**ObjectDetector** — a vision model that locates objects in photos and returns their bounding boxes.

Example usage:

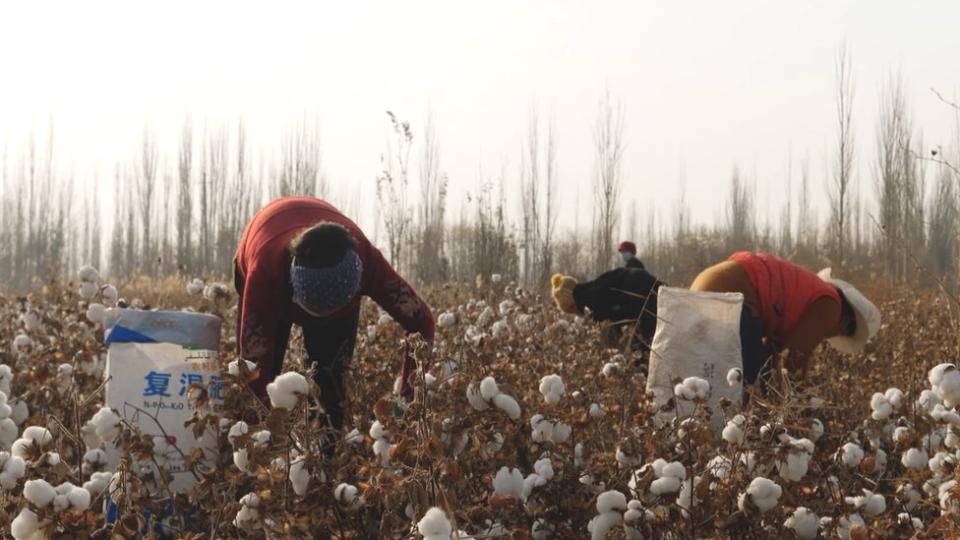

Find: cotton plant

[334,483,364,511]
[233,492,262,530]
[530,414,571,445]
[12,426,54,459]
[783,507,818,539]
[837,442,864,468]
[538,374,565,405]
[437,312,457,328]
[775,435,814,482]
[845,488,886,517]
[674,377,710,401]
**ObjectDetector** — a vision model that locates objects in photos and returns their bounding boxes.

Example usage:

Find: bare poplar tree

[876,74,911,281]
[726,165,755,251]
[276,113,325,198]
[828,43,855,269]
[177,115,194,271]
[416,113,448,283]
[592,89,625,274]
[376,111,413,272]
[136,127,158,274]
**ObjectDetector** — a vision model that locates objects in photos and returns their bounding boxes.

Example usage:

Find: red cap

[618,241,637,254]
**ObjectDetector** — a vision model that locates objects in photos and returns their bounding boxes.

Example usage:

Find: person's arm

[363,245,435,397]
[364,245,435,341]
[781,297,843,375]
[236,266,280,397]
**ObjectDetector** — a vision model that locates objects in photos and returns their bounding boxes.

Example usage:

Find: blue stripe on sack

[104,326,158,346]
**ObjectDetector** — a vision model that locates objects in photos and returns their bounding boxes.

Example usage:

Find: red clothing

[235,197,435,395]
[728,252,840,348]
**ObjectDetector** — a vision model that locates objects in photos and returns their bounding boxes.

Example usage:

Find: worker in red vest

[233,197,435,429]
[691,252,880,385]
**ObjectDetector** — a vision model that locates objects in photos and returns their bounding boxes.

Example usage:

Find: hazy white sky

[1,0,958,238]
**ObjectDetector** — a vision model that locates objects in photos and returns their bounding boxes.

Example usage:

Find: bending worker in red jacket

[233,197,435,430]
[691,252,881,385]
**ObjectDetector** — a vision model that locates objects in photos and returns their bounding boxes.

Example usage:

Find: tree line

[1,59,958,293]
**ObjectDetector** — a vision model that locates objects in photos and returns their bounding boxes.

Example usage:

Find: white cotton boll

[846,489,886,517]
[491,319,509,337]
[706,455,732,479]
[677,477,704,511]
[24,479,56,508]
[602,362,620,377]
[11,508,43,540]
[534,458,555,482]
[186,279,204,296]
[931,404,960,426]
[722,415,746,445]
[498,300,516,316]
[929,451,955,476]
[13,334,32,352]
[551,422,572,444]
[369,421,388,441]
[616,448,641,469]
[893,426,911,445]
[22,426,52,447]
[466,383,489,411]
[477,306,495,327]
[898,484,922,511]
[661,461,686,480]
[82,449,107,472]
[266,371,309,410]
[424,373,437,386]
[531,518,552,540]
[438,312,457,328]
[649,476,681,495]
[726,367,742,387]
[924,431,945,451]
[493,393,521,420]
[372,439,392,467]
[0,453,26,491]
[0,418,16,451]
[783,507,818,540]
[480,377,500,401]
[20,311,42,332]
[930,363,955,387]
[79,281,98,299]
[919,389,943,412]
[940,480,959,513]
[345,428,363,445]
[589,403,604,419]
[288,456,310,496]
[684,377,710,399]
[83,471,113,497]
[491,273,503,284]
[739,477,782,513]
[935,367,960,407]
[777,449,812,482]
[902,448,928,470]
[588,511,623,540]
[530,415,554,443]
[539,374,566,405]
[78,265,100,283]
[233,449,250,472]
[227,421,249,447]
[597,490,627,513]
[870,392,893,421]
[487,433,505,454]
[418,507,453,539]
[885,387,904,409]
[92,407,121,443]
[101,285,118,302]
[493,466,525,499]
[227,359,257,377]
[334,483,363,511]
[840,442,864,468]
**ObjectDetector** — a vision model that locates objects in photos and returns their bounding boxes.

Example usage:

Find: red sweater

[235,197,435,395]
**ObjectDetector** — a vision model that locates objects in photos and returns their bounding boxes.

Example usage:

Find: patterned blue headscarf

[290,250,364,317]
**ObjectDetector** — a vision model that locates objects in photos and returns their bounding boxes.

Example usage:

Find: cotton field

[0,270,958,539]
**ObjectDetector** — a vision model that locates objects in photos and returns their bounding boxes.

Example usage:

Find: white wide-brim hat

[817,268,881,354]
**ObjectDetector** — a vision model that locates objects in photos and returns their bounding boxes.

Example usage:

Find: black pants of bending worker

[740,307,774,388]
[270,309,360,432]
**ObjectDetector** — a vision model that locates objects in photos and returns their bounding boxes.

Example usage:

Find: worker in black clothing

[551,267,664,358]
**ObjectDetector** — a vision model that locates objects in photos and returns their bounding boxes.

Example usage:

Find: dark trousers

[740,307,774,386]
[234,260,359,431]
[271,310,360,432]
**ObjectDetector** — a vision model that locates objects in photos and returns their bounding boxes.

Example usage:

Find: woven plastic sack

[646,287,744,429]
[104,309,222,493]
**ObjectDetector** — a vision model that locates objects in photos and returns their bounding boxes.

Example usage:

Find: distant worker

[233,196,435,430]
[690,252,880,385]
[618,241,645,269]
[550,267,665,355]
